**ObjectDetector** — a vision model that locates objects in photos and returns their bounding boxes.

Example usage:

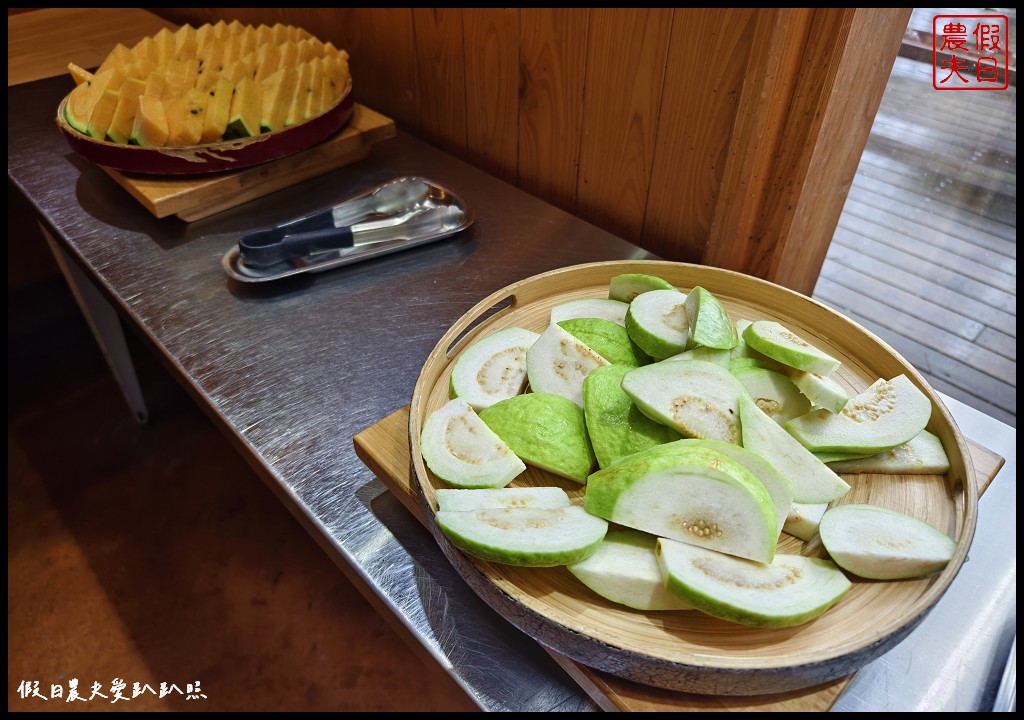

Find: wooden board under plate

[98,103,396,222]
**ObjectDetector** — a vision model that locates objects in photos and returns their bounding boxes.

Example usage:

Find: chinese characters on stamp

[933,14,1010,90]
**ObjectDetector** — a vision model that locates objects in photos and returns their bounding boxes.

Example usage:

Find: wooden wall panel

[411,9,467,158]
[576,8,672,242]
[517,8,590,213]
[641,8,757,263]
[145,8,910,293]
[462,8,520,184]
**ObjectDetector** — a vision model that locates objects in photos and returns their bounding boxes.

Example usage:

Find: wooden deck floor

[813,52,1017,428]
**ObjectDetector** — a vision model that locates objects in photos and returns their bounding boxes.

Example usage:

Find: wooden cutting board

[353,404,1004,712]
[99,103,396,222]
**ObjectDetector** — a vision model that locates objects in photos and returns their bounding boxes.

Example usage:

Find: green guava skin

[558,318,652,368]
[685,286,739,351]
[608,273,675,302]
[582,364,681,469]
[479,392,597,483]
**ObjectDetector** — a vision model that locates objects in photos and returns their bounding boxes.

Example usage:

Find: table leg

[41,225,149,424]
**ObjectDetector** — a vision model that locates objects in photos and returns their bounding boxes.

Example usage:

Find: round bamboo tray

[408,260,978,696]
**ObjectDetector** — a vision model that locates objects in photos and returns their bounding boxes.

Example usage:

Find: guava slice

[818,503,957,580]
[436,486,570,512]
[435,505,608,567]
[558,317,651,368]
[624,288,690,360]
[582,364,681,468]
[664,346,732,366]
[784,375,932,455]
[450,326,540,411]
[783,501,829,541]
[479,392,596,483]
[677,439,794,539]
[684,286,739,350]
[742,320,842,376]
[608,273,675,302]
[584,442,778,564]
[621,360,745,444]
[825,429,951,474]
[550,297,629,327]
[526,322,610,407]
[786,369,850,414]
[656,538,852,628]
[730,365,812,425]
[738,393,851,504]
[567,529,695,611]
[420,398,527,489]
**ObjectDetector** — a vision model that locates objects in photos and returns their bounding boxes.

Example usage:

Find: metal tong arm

[238,225,355,268]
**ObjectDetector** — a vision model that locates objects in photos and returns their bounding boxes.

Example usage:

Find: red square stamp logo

[932,14,1010,90]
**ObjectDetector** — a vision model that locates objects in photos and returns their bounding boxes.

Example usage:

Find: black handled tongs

[237,204,466,269]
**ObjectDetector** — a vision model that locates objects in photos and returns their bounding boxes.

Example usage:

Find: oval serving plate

[408,260,978,696]
[55,80,354,175]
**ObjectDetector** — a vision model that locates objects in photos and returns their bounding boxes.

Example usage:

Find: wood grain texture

[641,8,757,264]
[96,104,396,221]
[142,8,910,292]
[403,260,980,696]
[463,8,520,183]
[7,8,174,86]
[576,8,672,242]
[353,398,1001,711]
[517,8,590,212]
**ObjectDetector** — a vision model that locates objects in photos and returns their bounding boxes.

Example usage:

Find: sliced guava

[558,317,651,368]
[420,397,527,489]
[621,360,745,444]
[436,486,571,512]
[784,375,932,455]
[526,322,610,407]
[435,505,608,567]
[624,288,691,360]
[656,538,852,628]
[567,529,695,611]
[677,439,794,539]
[684,286,738,350]
[814,450,873,463]
[742,320,842,376]
[825,429,951,474]
[608,273,675,302]
[786,368,850,414]
[664,346,732,366]
[479,392,596,483]
[818,503,957,580]
[738,393,851,504]
[582,364,681,468]
[450,326,540,411]
[783,501,829,541]
[584,442,778,564]
[550,297,629,326]
[730,365,812,425]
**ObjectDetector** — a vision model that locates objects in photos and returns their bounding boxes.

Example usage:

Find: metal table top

[8,74,1015,712]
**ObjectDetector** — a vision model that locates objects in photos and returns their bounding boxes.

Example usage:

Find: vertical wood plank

[770,8,912,293]
[411,8,468,158]
[463,8,520,183]
[335,9,419,135]
[576,8,672,242]
[641,8,757,263]
[704,9,814,281]
[517,8,590,212]
[706,8,911,294]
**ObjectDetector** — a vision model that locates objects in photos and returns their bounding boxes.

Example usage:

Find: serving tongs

[222,176,473,283]
[238,204,465,269]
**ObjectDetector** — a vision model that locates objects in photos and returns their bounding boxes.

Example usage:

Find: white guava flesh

[656,538,852,628]
[818,503,957,580]
[436,486,570,512]
[526,322,610,407]
[450,326,539,411]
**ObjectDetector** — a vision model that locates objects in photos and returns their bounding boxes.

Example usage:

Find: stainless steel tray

[222,177,473,283]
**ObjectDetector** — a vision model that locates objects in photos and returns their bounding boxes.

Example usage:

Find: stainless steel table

[8,74,1016,712]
